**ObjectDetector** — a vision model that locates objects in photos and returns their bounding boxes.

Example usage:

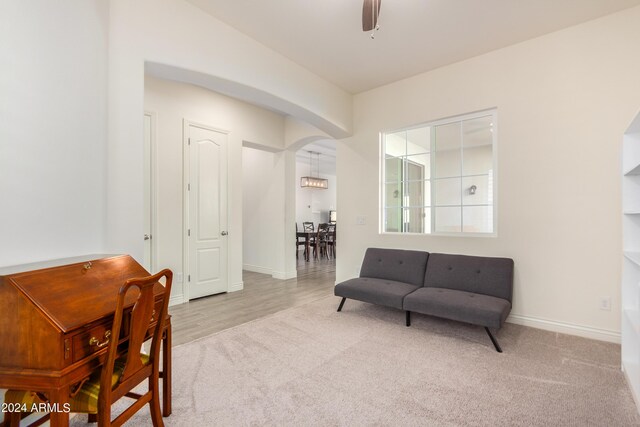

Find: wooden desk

[0,255,172,426]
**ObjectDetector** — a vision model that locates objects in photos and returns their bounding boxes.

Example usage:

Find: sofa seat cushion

[403,287,511,329]
[335,277,419,310]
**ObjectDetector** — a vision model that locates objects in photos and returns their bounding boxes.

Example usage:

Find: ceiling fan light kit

[362,0,382,38]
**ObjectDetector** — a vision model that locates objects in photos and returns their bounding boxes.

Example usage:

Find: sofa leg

[406,311,411,327]
[337,297,346,312]
[484,327,503,353]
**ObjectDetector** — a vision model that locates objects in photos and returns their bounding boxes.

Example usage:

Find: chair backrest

[359,248,429,287]
[327,224,336,241]
[318,223,329,231]
[423,253,514,302]
[101,269,173,407]
[303,222,314,232]
[316,228,328,242]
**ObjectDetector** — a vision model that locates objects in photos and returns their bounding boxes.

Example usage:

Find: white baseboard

[169,294,185,307]
[622,362,640,413]
[229,281,244,292]
[507,313,620,344]
[243,264,272,275]
[272,270,297,280]
[243,264,296,280]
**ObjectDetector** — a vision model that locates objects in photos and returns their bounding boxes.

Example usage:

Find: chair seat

[403,287,511,329]
[4,354,149,414]
[335,277,419,309]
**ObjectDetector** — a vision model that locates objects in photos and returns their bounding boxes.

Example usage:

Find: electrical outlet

[356,216,366,225]
[176,272,183,284]
[599,297,611,311]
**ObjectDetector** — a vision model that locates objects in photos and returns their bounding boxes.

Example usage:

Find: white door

[143,112,154,271]
[186,122,228,299]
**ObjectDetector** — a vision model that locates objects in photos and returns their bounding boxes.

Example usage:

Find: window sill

[380,231,497,238]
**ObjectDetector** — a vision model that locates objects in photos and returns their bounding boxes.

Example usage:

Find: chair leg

[406,311,411,327]
[484,327,503,353]
[337,297,346,312]
[148,376,164,427]
[8,412,22,427]
[88,413,98,423]
[98,408,111,426]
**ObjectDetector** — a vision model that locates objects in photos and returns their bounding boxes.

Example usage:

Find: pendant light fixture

[300,151,328,189]
[362,0,381,39]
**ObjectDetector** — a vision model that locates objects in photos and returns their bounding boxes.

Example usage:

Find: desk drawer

[71,299,164,362]
[72,323,111,363]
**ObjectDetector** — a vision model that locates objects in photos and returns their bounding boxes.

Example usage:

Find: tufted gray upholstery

[359,248,429,287]
[334,277,419,309]
[403,287,511,328]
[422,253,514,302]
[334,248,515,350]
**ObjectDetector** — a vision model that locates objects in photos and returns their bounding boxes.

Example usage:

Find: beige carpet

[73,296,640,426]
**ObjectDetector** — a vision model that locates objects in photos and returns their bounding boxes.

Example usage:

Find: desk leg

[162,323,172,417]
[48,387,70,427]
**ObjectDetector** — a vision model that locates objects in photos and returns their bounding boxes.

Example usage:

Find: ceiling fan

[362,0,382,37]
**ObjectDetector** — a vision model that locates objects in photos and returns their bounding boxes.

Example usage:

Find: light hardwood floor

[169,257,337,346]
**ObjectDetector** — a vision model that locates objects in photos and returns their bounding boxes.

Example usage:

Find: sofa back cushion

[359,248,429,287]
[423,253,514,302]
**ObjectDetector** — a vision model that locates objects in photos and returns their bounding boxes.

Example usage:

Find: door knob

[144,234,151,241]
[221,231,228,236]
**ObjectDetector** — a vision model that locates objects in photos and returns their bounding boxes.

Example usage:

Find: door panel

[197,142,220,239]
[197,248,220,282]
[187,123,228,299]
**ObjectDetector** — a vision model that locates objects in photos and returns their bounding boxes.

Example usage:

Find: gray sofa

[334,248,514,352]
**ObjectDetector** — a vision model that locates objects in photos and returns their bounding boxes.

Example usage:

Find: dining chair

[3,269,173,427]
[327,223,336,258]
[295,223,308,259]
[311,224,330,260]
[301,222,316,255]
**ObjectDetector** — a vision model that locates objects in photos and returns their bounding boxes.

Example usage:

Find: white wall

[106,0,351,265]
[337,6,640,342]
[144,76,286,301]
[0,0,109,268]
[296,161,337,226]
[0,0,109,419]
[242,147,280,275]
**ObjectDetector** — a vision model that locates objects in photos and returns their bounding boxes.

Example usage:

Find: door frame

[182,119,230,301]
[144,110,159,272]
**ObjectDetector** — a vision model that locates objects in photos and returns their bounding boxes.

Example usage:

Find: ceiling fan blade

[362,0,381,32]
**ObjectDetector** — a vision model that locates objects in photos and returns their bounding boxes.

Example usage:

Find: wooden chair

[327,223,336,258]
[295,223,308,259]
[311,223,330,260]
[302,222,316,254]
[3,269,173,427]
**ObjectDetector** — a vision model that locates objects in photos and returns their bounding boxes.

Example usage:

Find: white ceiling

[186,0,640,93]
[296,140,337,176]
